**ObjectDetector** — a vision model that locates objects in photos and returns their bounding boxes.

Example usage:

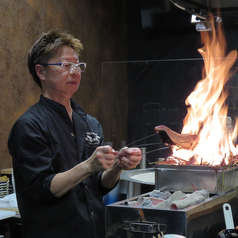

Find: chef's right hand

[87,145,117,173]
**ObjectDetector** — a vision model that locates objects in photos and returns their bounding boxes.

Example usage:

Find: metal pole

[140,147,146,169]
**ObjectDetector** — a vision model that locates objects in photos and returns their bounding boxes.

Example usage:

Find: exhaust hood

[170,0,238,11]
[169,0,238,31]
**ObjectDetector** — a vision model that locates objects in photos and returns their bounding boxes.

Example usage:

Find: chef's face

[38,45,81,100]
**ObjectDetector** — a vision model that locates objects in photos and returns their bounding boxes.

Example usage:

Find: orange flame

[172,13,238,165]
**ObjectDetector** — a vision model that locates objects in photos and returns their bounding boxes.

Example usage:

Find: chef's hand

[115,147,142,170]
[51,145,117,197]
[88,145,117,173]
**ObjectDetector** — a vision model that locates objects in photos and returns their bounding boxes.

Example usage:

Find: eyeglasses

[40,62,86,73]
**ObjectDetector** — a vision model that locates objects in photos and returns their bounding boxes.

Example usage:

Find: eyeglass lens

[62,63,86,72]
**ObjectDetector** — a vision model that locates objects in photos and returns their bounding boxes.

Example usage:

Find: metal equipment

[106,164,238,238]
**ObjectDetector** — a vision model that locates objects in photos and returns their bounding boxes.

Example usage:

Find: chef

[8,29,142,238]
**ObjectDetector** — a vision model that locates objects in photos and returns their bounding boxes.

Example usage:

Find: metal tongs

[217,203,238,237]
[223,203,235,230]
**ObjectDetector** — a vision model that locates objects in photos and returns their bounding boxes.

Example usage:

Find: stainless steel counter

[120,168,155,198]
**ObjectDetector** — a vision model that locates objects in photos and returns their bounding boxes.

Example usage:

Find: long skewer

[126,132,159,147]
[115,133,170,157]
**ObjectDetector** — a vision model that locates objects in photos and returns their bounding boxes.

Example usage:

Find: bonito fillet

[154,125,198,149]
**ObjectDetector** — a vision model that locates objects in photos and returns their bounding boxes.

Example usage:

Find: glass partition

[101,58,238,166]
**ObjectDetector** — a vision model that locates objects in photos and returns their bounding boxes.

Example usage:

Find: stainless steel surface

[106,188,238,238]
[120,168,155,198]
[115,164,238,237]
[155,164,238,194]
[120,169,155,185]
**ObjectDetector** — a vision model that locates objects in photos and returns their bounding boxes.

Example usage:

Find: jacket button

[71,133,75,137]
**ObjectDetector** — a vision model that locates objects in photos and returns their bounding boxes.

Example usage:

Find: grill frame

[155,164,238,194]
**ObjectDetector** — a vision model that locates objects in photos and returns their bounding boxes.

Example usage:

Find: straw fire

[155,13,238,166]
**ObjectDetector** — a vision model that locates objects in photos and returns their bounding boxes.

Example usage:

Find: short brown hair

[28,29,83,88]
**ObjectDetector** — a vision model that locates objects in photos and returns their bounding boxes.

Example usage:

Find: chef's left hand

[116,147,142,170]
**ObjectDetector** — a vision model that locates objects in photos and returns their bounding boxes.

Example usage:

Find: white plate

[164,235,186,238]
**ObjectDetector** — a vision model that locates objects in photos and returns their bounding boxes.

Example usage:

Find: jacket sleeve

[8,116,58,204]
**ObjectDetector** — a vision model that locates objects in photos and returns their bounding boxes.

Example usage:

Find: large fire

[165,13,238,166]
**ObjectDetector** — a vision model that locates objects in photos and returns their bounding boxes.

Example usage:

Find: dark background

[126,0,238,165]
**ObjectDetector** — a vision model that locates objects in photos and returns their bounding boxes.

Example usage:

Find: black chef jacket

[8,95,113,238]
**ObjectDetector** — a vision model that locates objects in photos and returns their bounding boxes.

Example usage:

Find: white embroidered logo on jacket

[85,132,100,145]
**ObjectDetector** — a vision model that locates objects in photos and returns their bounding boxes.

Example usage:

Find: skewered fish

[154,125,198,149]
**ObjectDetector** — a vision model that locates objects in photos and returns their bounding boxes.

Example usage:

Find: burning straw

[159,12,238,167]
